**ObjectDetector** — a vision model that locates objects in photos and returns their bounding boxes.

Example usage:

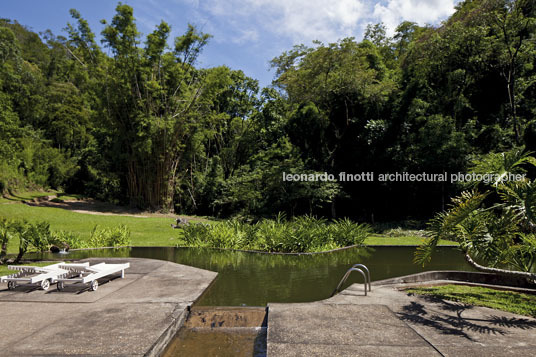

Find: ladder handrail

[331,263,371,297]
[352,264,371,292]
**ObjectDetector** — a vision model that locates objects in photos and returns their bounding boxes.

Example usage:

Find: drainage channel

[162,306,268,357]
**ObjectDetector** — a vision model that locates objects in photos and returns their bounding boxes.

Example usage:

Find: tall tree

[489,0,536,144]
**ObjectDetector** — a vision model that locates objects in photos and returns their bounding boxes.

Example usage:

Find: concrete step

[164,306,267,357]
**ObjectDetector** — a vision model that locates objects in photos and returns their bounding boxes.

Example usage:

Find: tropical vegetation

[178,215,371,253]
[415,149,536,280]
[0,216,130,263]
[0,0,534,223]
[1,0,536,270]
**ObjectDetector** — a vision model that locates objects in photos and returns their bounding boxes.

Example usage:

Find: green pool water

[35,245,472,306]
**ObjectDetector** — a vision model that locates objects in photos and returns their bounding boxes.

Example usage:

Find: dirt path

[24,198,176,218]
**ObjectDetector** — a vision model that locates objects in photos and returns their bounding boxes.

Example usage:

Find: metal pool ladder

[332,264,371,296]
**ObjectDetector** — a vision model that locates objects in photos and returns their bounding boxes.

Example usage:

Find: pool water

[35,245,472,306]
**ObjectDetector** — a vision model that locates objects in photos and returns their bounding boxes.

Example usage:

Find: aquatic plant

[177,215,371,253]
[89,225,131,248]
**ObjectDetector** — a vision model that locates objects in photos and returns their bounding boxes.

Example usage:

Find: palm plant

[469,149,536,187]
[415,149,536,281]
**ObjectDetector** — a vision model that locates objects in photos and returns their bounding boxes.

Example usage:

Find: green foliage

[416,149,536,275]
[0,0,535,222]
[50,230,86,250]
[0,214,132,262]
[0,203,211,254]
[8,219,54,262]
[468,149,535,187]
[415,190,489,266]
[0,217,13,259]
[330,218,373,247]
[88,225,131,248]
[508,233,536,272]
[178,215,370,253]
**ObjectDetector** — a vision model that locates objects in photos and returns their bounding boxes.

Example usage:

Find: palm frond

[506,233,536,272]
[414,190,488,266]
[470,149,534,187]
[499,181,536,228]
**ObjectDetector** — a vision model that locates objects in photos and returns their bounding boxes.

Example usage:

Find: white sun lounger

[0,262,79,291]
[56,262,130,291]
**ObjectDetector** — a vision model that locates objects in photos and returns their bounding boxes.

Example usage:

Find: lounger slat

[57,262,130,287]
[1,262,69,288]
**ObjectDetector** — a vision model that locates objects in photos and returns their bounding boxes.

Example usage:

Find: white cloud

[202,0,367,44]
[373,0,458,35]
[173,0,460,46]
[232,28,259,44]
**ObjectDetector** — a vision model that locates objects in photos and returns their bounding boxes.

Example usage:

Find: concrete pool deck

[268,281,536,356]
[0,257,217,356]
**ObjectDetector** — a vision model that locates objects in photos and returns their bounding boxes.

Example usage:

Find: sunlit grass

[1,200,456,255]
[365,234,457,246]
[0,203,212,254]
[406,284,536,317]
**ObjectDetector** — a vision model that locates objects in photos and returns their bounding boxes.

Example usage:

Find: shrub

[88,225,131,248]
[50,230,86,249]
[179,223,211,247]
[25,221,53,252]
[177,215,371,253]
[9,219,54,263]
[330,218,371,247]
[255,219,290,252]
[1,218,133,263]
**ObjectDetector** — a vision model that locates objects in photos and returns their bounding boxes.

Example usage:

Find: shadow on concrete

[488,315,536,329]
[396,295,536,340]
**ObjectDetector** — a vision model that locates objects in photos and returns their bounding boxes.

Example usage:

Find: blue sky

[1,0,461,87]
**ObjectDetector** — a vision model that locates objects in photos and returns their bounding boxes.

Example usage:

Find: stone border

[374,270,536,290]
[132,243,456,255]
[146,304,190,357]
[16,242,458,259]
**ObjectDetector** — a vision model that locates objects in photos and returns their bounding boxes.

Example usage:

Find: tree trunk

[0,242,7,264]
[331,198,337,219]
[0,242,7,259]
[507,67,520,144]
[464,252,536,282]
[14,247,25,264]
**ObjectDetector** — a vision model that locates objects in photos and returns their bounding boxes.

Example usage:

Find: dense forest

[1,0,535,222]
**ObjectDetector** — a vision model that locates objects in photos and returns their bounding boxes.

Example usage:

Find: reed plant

[88,225,131,248]
[178,215,371,253]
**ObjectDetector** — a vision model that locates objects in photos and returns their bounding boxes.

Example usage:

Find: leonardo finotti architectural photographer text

[282,172,526,184]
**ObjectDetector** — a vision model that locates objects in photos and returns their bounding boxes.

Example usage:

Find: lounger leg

[121,270,124,279]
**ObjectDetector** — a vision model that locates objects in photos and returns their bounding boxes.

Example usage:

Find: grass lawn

[0,200,455,254]
[0,203,211,254]
[365,234,456,246]
[406,284,536,318]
